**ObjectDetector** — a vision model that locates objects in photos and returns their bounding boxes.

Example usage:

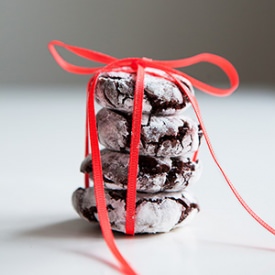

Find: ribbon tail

[175,80,275,236]
[88,74,138,274]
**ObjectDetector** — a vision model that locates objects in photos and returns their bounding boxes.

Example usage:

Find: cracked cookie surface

[81,149,201,193]
[94,71,193,115]
[72,187,199,234]
[97,108,201,157]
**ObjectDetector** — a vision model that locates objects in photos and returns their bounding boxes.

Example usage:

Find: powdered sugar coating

[81,149,202,193]
[72,187,199,234]
[94,70,193,115]
[97,108,201,157]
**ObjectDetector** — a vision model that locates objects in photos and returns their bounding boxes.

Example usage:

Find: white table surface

[1,85,275,275]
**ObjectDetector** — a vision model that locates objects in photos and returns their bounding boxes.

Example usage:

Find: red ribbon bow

[48,40,274,275]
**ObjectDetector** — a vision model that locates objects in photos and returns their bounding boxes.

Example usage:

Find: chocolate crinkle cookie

[72,187,199,234]
[96,108,201,157]
[81,149,201,193]
[73,68,202,234]
[94,70,193,115]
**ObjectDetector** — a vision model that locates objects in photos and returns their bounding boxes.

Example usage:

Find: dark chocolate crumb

[108,190,127,201]
[139,155,170,175]
[82,206,97,222]
[95,73,191,115]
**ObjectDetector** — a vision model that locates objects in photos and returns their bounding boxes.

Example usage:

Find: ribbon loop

[48,40,239,96]
[48,40,117,74]
[148,53,239,96]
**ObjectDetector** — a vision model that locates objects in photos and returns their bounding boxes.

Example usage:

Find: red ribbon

[48,40,275,275]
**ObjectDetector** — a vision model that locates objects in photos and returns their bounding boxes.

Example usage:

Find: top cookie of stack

[95,70,194,115]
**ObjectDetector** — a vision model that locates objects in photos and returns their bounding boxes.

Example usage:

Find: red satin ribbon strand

[49,40,117,64]
[48,40,117,74]
[87,75,138,275]
[125,64,145,235]
[149,54,239,97]
[174,79,275,236]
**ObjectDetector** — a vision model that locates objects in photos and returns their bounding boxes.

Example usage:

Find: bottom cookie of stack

[72,187,199,234]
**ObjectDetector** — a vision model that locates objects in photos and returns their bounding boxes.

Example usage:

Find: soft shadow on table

[19,218,275,252]
[18,218,145,272]
[20,218,103,239]
[200,239,275,253]
[19,218,157,240]
[19,218,146,239]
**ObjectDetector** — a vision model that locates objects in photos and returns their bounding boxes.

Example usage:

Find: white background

[1,85,275,274]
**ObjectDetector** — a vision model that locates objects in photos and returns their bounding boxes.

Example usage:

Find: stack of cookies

[72,70,202,234]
